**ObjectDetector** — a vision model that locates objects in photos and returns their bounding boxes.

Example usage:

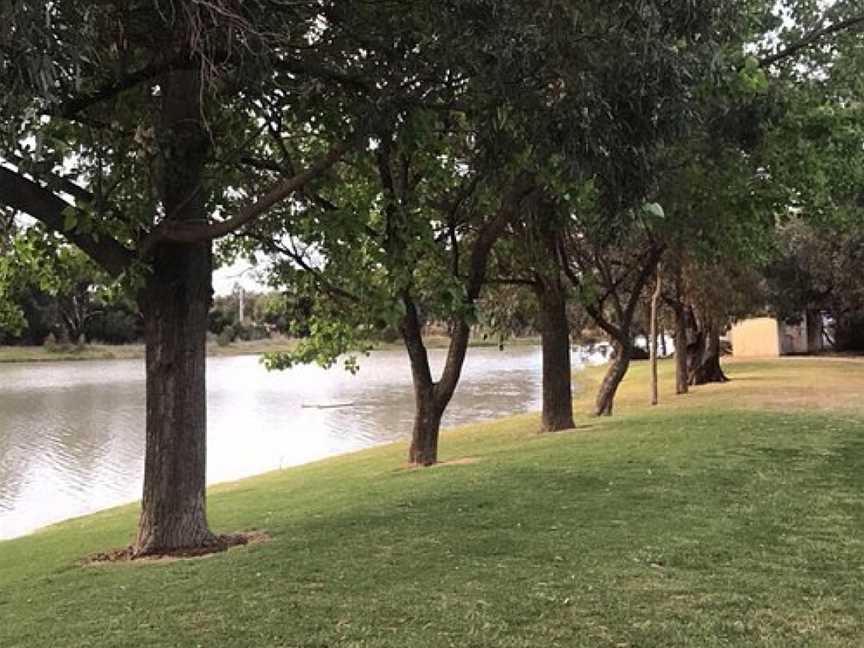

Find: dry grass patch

[575,357,864,416]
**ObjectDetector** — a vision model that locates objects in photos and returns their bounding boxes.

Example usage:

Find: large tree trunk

[687,315,728,385]
[134,67,214,554]
[595,342,632,416]
[535,276,575,431]
[136,242,213,554]
[805,309,822,352]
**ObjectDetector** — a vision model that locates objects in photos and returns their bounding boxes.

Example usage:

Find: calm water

[0,346,606,540]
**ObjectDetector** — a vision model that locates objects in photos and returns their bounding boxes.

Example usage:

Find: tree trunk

[805,309,822,352]
[688,317,728,385]
[672,301,689,394]
[401,298,459,467]
[649,268,661,406]
[536,276,575,431]
[409,383,443,466]
[595,342,632,416]
[134,67,214,554]
[568,244,663,417]
[136,242,213,554]
[395,180,531,466]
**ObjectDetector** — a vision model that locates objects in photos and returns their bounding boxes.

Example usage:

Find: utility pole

[233,282,245,323]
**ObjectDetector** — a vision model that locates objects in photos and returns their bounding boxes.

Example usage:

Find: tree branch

[3,154,95,204]
[50,57,188,119]
[400,292,434,390]
[465,175,535,300]
[139,140,350,255]
[758,14,864,68]
[244,232,360,304]
[558,239,624,343]
[0,166,134,276]
[433,176,536,401]
[623,244,665,322]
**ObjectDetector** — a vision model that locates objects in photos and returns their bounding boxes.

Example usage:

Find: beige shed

[730,313,825,358]
[730,317,781,357]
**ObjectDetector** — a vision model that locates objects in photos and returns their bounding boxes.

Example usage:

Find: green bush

[217,326,235,347]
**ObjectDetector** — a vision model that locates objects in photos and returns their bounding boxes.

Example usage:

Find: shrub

[217,326,235,347]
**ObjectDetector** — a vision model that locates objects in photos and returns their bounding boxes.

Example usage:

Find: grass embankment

[3,358,864,647]
[0,335,539,363]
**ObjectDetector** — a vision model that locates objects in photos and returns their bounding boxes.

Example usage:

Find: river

[0,345,607,540]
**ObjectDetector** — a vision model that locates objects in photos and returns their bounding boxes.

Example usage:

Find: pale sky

[212,260,270,296]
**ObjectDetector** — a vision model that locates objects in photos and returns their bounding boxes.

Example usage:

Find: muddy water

[0,345,604,540]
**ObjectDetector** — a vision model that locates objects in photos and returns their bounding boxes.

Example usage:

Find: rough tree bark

[400,298,460,466]
[410,385,444,465]
[134,67,214,554]
[595,341,632,416]
[805,309,822,352]
[672,301,689,394]
[136,241,213,553]
[686,310,728,386]
[535,274,575,431]
[666,268,689,395]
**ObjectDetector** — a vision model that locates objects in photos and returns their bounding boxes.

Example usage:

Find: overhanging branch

[758,14,864,67]
[139,140,350,255]
[50,57,188,119]
[0,166,134,276]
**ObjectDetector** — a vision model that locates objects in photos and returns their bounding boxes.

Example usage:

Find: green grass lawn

[2,358,864,647]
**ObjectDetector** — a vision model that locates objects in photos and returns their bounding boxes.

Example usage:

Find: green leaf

[62,208,78,232]
[642,202,665,219]
[743,55,759,72]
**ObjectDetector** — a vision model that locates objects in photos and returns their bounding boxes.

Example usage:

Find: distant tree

[766,220,864,351]
[0,215,28,338]
[756,1,864,350]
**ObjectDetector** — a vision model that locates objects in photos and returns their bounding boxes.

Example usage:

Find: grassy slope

[2,358,864,647]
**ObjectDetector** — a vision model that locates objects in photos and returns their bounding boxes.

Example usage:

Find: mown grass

[2,358,864,647]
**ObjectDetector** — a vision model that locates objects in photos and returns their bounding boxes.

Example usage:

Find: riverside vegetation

[2,358,863,647]
[0,336,540,364]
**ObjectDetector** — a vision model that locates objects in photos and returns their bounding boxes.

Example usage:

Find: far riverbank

[0,335,541,364]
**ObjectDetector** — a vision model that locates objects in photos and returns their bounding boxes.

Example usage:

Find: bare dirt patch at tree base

[85,531,270,565]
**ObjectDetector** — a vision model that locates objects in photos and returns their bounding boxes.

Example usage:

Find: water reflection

[0,345,601,539]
